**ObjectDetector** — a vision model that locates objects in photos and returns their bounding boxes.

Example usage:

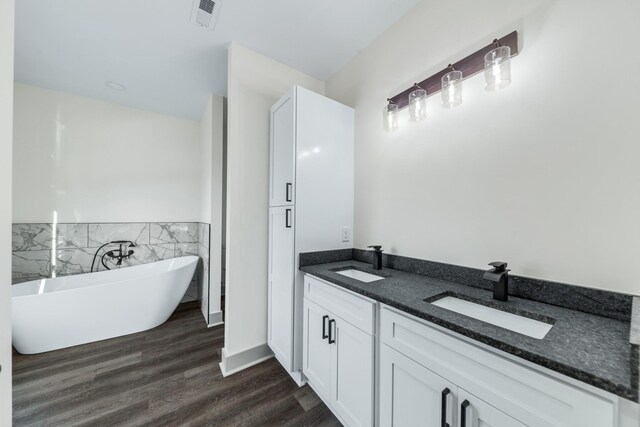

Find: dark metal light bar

[388,31,519,109]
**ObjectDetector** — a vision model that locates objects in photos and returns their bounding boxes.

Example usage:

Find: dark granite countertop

[300,260,639,402]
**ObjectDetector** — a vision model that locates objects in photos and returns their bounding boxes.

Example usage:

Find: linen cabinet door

[458,388,526,427]
[269,88,295,207]
[267,206,295,370]
[302,299,332,402]
[330,316,374,427]
[380,344,457,427]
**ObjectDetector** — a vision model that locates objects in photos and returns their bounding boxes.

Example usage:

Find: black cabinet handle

[285,209,291,228]
[286,183,292,202]
[328,319,336,344]
[322,315,329,339]
[461,400,470,427]
[441,388,450,427]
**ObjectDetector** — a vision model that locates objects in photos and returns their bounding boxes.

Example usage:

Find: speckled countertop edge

[301,260,639,402]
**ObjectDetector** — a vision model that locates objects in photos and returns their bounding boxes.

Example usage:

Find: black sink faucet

[483,261,510,301]
[367,245,383,270]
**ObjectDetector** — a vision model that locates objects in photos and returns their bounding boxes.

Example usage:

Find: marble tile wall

[198,223,210,304]
[12,222,210,304]
[632,297,640,345]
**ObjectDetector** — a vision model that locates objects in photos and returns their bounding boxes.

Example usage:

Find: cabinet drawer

[381,306,616,427]
[304,274,375,335]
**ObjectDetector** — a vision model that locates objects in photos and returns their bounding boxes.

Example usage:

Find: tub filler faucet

[108,241,137,266]
[90,240,136,272]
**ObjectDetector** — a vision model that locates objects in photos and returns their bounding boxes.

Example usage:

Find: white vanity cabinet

[380,305,619,427]
[303,299,333,400]
[380,344,458,427]
[303,275,375,427]
[302,276,638,427]
[456,388,526,427]
[380,342,525,427]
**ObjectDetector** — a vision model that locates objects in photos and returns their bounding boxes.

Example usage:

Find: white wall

[13,83,202,223]
[222,43,324,367]
[0,0,14,422]
[326,0,640,296]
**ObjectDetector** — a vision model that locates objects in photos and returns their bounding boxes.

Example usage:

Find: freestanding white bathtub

[12,256,198,354]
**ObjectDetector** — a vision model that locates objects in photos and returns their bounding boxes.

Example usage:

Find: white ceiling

[14,0,421,120]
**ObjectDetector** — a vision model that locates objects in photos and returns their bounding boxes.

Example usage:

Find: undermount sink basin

[335,269,384,283]
[431,296,553,339]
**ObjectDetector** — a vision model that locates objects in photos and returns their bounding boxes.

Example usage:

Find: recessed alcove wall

[11,84,224,315]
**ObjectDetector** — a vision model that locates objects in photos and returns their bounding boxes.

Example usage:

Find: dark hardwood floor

[12,302,341,426]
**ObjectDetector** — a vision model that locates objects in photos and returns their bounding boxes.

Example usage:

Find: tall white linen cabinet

[268,86,354,385]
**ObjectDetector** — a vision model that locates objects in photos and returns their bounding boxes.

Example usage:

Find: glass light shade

[441,70,463,108]
[383,103,399,132]
[408,88,427,122]
[484,46,511,91]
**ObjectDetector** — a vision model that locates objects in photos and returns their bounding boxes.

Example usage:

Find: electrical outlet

[342,226,351,243]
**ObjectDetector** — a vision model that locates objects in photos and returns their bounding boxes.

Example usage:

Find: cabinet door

[269,89,295,207]
[267,206,295,370]
[303,299,332,402]
[458,388,525,427]
[330,316,374,427]
[381,306,617,427]
[380,344,457,427]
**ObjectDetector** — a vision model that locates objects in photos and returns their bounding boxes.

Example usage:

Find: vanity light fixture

[484,40,511,91]
[408,84,427,122]
[384,31,517,131]
[383,98,399,132]
[441,64,463,108]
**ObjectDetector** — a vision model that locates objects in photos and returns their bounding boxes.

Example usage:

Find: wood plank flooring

[12,302,341,426]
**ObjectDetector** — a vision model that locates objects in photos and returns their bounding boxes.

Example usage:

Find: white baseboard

[287,369,306,387]
[219,343,273,377]
[208,310,223,327]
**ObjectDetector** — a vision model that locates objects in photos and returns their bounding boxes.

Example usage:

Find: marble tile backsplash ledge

[11,222,211,305]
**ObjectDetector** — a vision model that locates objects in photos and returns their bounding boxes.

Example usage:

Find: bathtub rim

[11,255,200,298]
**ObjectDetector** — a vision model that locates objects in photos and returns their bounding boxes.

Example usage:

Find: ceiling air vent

[190,0,223,30]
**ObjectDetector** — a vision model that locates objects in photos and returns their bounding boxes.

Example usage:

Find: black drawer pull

[328,319,336,344]
[441,388,450,427]
[322,315,329,339]
[285,209,292,228]
[286,183,292,202]
[461,400,470,427]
